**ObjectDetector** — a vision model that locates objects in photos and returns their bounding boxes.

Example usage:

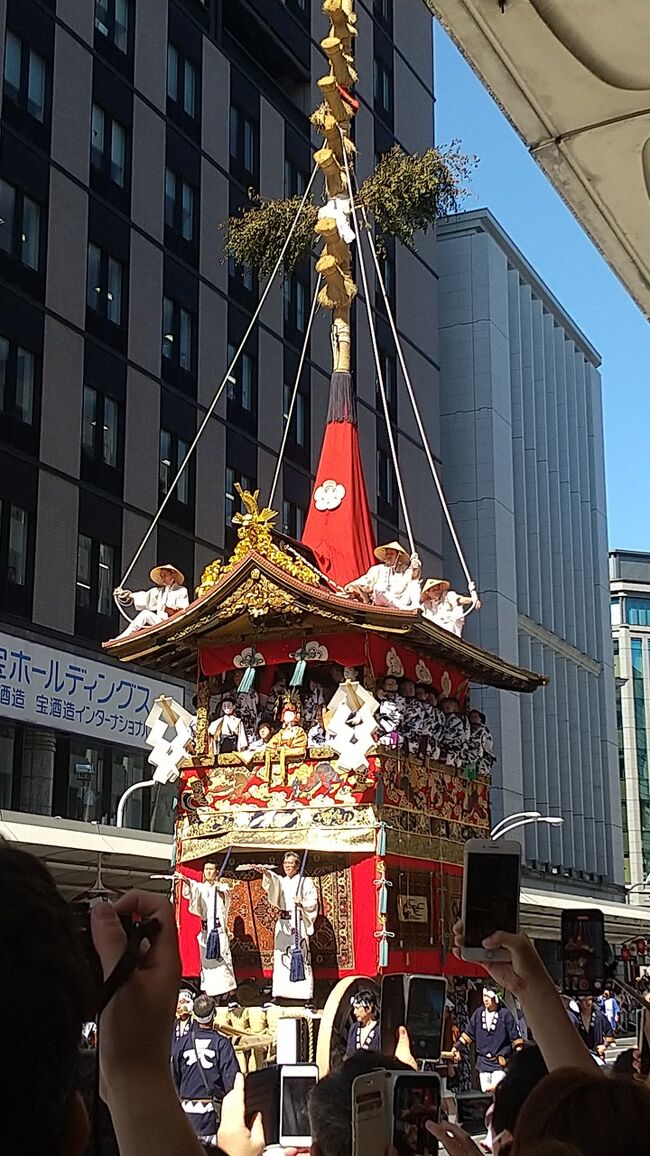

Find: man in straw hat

[345,542,421,610]
[421,577,481,635]
[114,563,189,638]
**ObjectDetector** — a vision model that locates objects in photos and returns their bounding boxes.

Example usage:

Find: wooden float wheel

[316,974,379,1077]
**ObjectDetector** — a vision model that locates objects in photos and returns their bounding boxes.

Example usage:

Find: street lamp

[490,811,542,839]
[491,815,564,841]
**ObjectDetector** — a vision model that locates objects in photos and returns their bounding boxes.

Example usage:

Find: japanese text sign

[0,631,184,749]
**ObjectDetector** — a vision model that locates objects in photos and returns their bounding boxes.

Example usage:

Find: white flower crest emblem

[415,659,432,685]
[290,641,329,663]
[440,671,452,698]
[314,479,346,511]
[233,646,265,670]
[385,647,405,678]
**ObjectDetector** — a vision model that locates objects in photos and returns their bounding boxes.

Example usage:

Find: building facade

[610,549,650,892]
[437,209,623,890]
[0,0,440,837]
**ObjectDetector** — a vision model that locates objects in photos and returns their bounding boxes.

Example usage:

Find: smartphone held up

[352,1069,441,1156]
[560,908,606,998]
[460,838,521,962]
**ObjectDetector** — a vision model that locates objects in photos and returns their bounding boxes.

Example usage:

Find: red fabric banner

[199,634,366,677]
[200,633,468,704]
[302,404,376,587]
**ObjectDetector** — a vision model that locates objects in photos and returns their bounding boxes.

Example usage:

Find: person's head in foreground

[0,842,91,1156]
[509,1066,650,1156]
[490,1043,548,1154]
[350,989,378,1025]
[308,1050,409,1156]
[193,993,216,1025]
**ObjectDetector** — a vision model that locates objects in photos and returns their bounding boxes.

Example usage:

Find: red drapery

[200,633,468,704]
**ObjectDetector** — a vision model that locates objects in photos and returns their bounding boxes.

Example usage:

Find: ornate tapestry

[226,854,355,972]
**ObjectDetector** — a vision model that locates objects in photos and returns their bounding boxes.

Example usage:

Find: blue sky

[433,24,650,551]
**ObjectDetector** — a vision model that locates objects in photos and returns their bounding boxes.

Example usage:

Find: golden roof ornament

[196,485,319,598]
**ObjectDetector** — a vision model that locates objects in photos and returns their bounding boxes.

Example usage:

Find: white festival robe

[263,870,318,1000]
[350,563,421,610]
[185,878,236,997]
[118,583,189,637]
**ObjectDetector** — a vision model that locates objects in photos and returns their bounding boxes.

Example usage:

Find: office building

[0,0,440,856]
[610,549,650,894]
[437,209,623,891]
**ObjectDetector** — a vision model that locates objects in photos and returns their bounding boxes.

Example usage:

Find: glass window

[98,542,113,615]
[241,353,253,411]
[159,429,171,493]
[91,104,105,169]
[296,280,306,331]
[3,31,21,101]
[107,256,122,323]
[110,120,126,186]
[15,348,34,424]
[27,48,46,122]
[162,296,174,360]
[109,750,144,827]
[167,43,178,101]
[181,181,194,241]
[0,723,15,809]
[179,307,192,370]
[183,58,196,117]
[164,168,176,228]
[114,0,129,52]
[283,499,304,538]
[295,391,306,446]
[87,242,102,310]
[243,119,255,172]
[67,742,103,823]
[82,385,97,452]
[21,196,40,270]
[103,396,118,466]
[0,337,9,409]
[8,506,27,585]
[177,438,189,504]
[627,598,650,627]
[95,1,110,37]
[0,181,16,256]
[76,533,92,608]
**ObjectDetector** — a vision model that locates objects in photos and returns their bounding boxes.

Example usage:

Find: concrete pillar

[20,728,57,815]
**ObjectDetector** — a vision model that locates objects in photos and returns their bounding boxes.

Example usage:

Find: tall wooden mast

[312,0,358,375]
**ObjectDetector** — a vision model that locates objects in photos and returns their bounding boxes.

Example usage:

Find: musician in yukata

[345,542,422,610]
[114,563,189,638]
[180,862,236,999]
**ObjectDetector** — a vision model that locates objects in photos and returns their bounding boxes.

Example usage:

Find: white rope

[268,274,322,508]
[339,140,416,557]
[353,186,478,596]
[116,161,321,603]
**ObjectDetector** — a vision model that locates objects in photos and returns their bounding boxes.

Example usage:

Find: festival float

[104,0,546,1070]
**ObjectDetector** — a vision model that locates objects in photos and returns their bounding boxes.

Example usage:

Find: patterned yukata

[467,721,495,777]
[236,690,260,744]
[440,713,469,769]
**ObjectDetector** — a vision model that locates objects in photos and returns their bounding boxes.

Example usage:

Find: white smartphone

[278,1063,318,1148]
[460,838,521,961]
[352,1071,386,1156]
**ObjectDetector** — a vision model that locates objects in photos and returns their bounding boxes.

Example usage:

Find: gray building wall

[0,0,441,821]
[438,210,623,888]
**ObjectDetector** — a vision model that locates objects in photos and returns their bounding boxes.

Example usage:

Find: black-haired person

[452,988,524,1095]
[171,994,239,1147]
[345,990,381,1057]
[568,996,614,1060]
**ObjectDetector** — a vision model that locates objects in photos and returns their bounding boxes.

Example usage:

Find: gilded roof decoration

[196,486,319,598]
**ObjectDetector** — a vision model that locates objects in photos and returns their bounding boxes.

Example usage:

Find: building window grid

[91,103,127,188]
[377,446,396,509]
[0,179,41,270]
[76,534,115,616]
[225,466,255,531]
[373,57,393,119]
[377,348,397,413]
[626,597,650,627]
[282,382,308,449]
[284,275,308,333]
[5,502,28,586]
[87,243,124,325]
[226,343,254,413]
[162,296,195,373]
[82,386,119,468]
[282,498,305,539]
[167,43,198,119]
[95,0,131,54]
[284,159,308,198]
[0,336,35,425]
[164,168,196,242]
[631,638,650,877]
[3,31,47,123]
[230,106,257,175]
[159,428,190,506]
